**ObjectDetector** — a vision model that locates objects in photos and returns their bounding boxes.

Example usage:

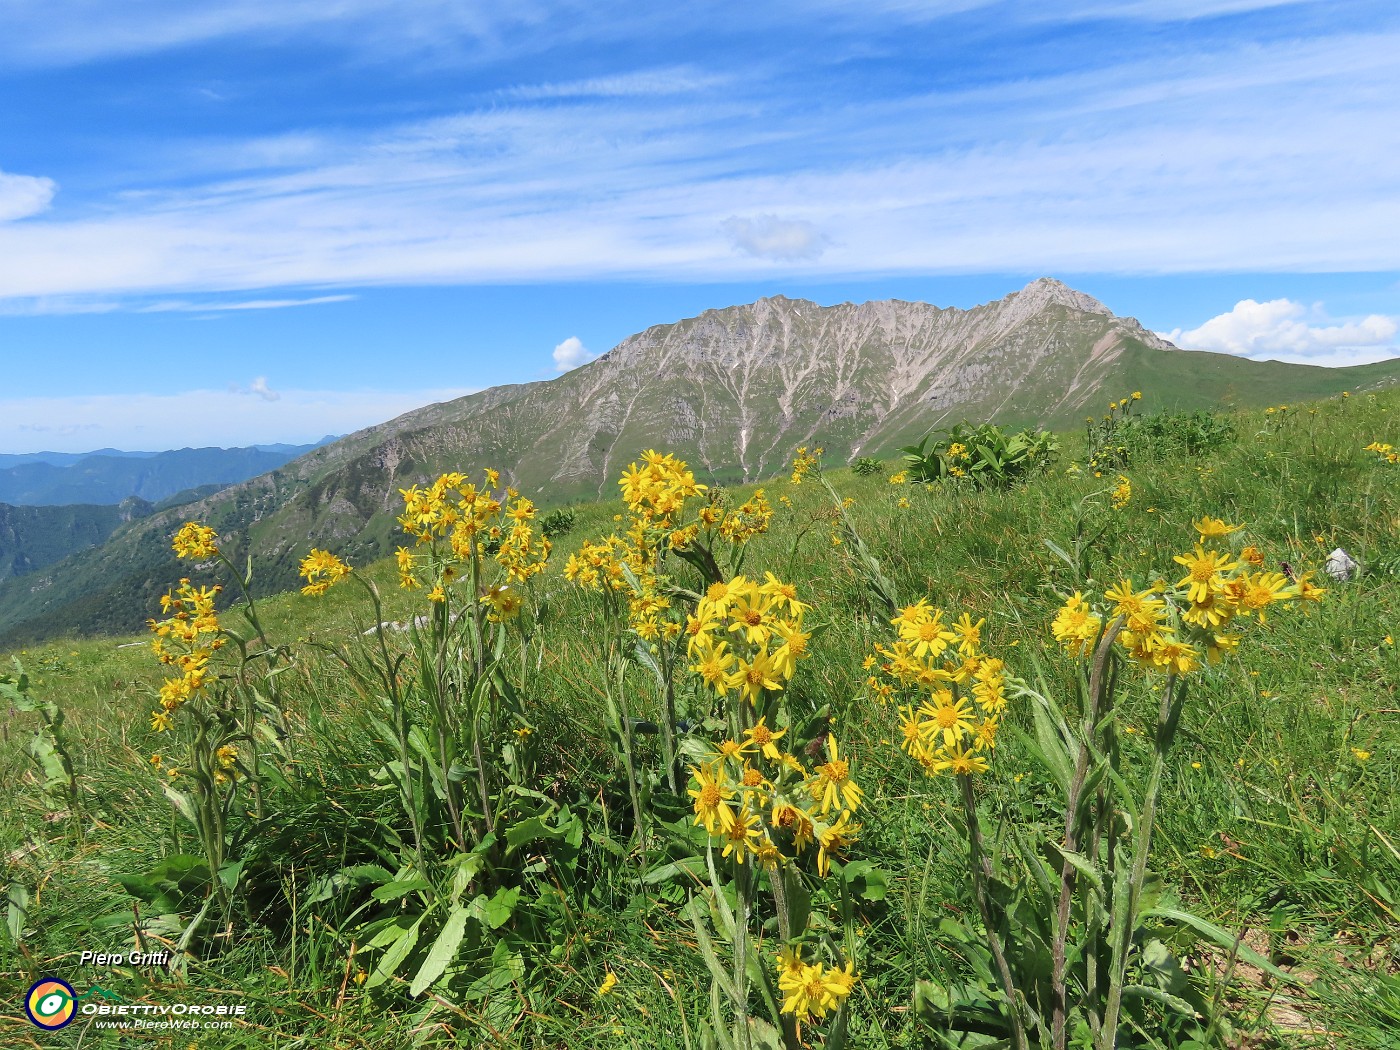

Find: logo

[25,978,77,1030]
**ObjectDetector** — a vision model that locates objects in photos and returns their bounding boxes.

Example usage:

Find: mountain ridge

[0,278,1395,645]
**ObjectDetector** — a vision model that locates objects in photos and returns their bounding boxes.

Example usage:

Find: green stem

[1100,673,1179,1049]
[961,774,1030,1050]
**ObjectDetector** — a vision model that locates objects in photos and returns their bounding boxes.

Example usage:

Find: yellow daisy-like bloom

[688,763,736,836]
[928,740,990,776]
[1173,545,1238,604]
[299,548,351,597]
[815,811,860,876]
[427,585,446,604]
[150,710,173,733]
[719,807,764,864]
[809,735,862,815]
[744,717,786,761]
[949,612,985,656]
[481,583,523,621]
[731,648,785,705]
[691,640,737,695]
[171,522,219,560]
[1051,592,1102,656]
[1193,516,1244,538]
[898,608,956,661]
[919,691,978,751]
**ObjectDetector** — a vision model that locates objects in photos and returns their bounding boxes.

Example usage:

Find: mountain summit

[1,279,1394,643]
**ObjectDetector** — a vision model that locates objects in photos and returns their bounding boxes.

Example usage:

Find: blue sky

[0,0,1397,452]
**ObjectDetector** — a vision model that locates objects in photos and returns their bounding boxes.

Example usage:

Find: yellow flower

[1352,747,1372,763]
[688,763,736,835]
[1111,475,1131,510]
[299,548,351,597]
[597,971,618,996]
[744,717,787,761]
[1192,516,1243,538]
[1052,592,1102,656]
[151,710,173,732]
[1173,545,1238,604]
[809,735,862,815]
[427,585,446,604]
[171,522,219,560]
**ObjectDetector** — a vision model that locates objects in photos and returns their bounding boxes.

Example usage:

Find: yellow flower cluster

[1364,441,1398,464]
[299,548,351,596]
[789,445,823,484]
[775,947,857,1026]
[147,578,224,732]
[687,574,810,705]
[567,451,774,642]
[687,727,861,877]
[1111,475,1132,510]
[618,448,707,518]
[172,521,220,561]
[1053,520,1325,673]
[395,470,550,597]
[869,600,1005,777]
[888,471,908,485]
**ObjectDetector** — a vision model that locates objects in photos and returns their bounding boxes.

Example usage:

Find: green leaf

[504,815,568,853]
[160,782,199,827]
[409,904,470,996]
[1043,842,1103,894]
[1144,906,1298,984]
[1120,983,1198,1017]
[685,896,737,1000]
[366,913,425,989]
[7,883,30,947]
[371,879,433,902]
[642,856,706,885]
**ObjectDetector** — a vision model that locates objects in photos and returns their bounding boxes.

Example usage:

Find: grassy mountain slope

[1,388,1396,1047]
[0,497,153,581]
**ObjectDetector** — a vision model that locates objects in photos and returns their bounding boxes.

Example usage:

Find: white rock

[1325,548,1360,581]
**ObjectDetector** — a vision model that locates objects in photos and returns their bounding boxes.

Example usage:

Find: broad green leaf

[366,913,425,988]
[409,904,469,996]
[372,878,433,902]
[1043,841,1103,894]
[1145,906,1297,984]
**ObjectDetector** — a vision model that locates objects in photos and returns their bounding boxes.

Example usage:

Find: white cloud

[0,385,478,454]
[1162,299,1399,367]
[141,294,355,313]
[501,66,726,101]
[723,215,828,262]
[228,376,281,401]
[0,169,56,222]
[552,336,594,372]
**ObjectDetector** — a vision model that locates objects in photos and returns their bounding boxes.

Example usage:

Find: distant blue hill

[0,437,338,506]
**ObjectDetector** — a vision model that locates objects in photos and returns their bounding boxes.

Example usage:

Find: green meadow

[2,389,1397,1049]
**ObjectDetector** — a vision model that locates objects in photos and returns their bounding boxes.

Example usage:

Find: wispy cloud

[0,168,56,222]
[140,294,356,313]
[1162,299,1399,367]
[0,385,478,454]
[0,10,1396,303]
